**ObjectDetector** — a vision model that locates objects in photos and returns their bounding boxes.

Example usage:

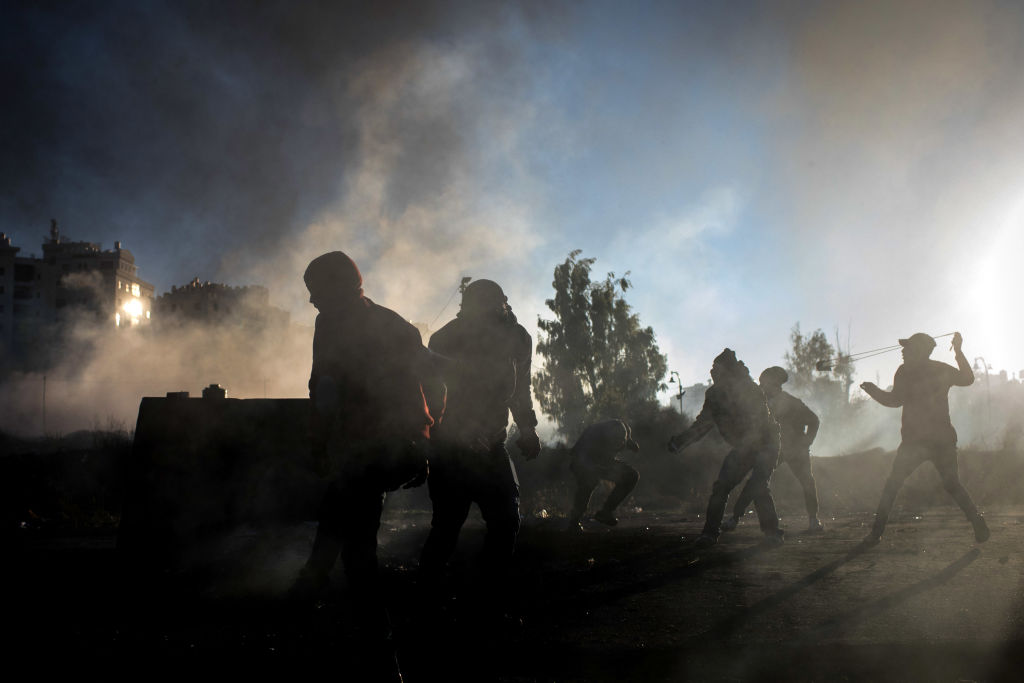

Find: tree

[784,323,854,399]
[534,250,668,439]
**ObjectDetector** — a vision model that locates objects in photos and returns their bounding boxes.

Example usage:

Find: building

[0,233,19,358]
[0,221,155,368]
[155,277,289,329]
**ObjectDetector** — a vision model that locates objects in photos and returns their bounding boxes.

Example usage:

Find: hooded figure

[667,349,783,548]
[723,366,823,533]
[566,419,641,531]
[292,251,435,681]
[859,332,988,545]
[418,279,540,618]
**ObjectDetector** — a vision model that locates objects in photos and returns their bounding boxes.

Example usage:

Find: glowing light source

[123,298,143,317]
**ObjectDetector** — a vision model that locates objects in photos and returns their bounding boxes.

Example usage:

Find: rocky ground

[10,506,1024,681]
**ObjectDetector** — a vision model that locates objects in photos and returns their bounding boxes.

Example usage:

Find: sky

[4,0,1023,403]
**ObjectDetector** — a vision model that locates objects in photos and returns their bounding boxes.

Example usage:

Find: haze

[3,0,1022,433]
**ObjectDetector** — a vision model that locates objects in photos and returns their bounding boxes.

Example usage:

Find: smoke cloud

[3,1,1023,445]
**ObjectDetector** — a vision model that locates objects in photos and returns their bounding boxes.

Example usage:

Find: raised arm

[951,332,974,387]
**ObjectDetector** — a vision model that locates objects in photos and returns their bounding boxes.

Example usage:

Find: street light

[668,371,685,414]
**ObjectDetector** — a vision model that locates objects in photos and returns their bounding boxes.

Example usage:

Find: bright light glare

[123,298,143,317]
[957,195,1024,373]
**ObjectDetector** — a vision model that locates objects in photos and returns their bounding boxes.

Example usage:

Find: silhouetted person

[419,279,541,620]
[723,366,824,533]
[860,332,989,545]
[668,349,783,548]
[291,251,434,681]
[566,419,640,532]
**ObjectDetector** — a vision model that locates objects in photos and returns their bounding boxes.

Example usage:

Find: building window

[132,283,140,296]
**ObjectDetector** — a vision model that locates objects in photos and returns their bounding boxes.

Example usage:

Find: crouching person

[566,419,641,532]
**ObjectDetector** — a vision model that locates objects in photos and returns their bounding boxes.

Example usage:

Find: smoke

[0,315,311,436]
[1,2,570,434]
[762,0,1024,372]
[2,1,564,298]
[227,36,548,325]
[5,1,1024,441]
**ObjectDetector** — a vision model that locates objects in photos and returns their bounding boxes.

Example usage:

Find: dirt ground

[10,505,1024,681]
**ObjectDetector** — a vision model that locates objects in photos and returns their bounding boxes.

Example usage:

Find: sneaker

[972,514,990,543]
[762,529,785,547]
[807,517,824,532]
[694,533,718,549]
[593,509,618,526]
[720,516,739,533]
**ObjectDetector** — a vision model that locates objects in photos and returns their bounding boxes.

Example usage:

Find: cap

[898,333,936,352]
[303,251,363,298]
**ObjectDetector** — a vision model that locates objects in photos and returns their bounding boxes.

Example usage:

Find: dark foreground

[10,508,1024,681]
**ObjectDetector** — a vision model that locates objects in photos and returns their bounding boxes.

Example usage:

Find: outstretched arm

[860,378,904,408]
[668,410,714,453]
